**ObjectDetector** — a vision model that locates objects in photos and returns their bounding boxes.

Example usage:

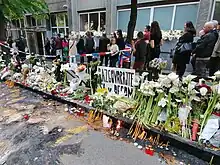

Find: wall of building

[117,0,165,6]
[70,0,205,34]
[46,0,67,12]
[76,0,107,11]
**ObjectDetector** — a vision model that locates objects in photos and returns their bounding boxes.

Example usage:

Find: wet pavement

[0,83,210,165]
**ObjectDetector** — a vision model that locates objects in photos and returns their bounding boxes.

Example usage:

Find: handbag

[179,42,192,53]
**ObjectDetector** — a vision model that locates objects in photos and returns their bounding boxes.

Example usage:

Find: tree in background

[0,0,48,41]
[126,0,137,44]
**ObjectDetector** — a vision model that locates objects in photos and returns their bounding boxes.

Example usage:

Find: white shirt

[108,44,119,56]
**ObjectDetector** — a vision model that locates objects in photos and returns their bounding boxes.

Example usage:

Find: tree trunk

[126,0,137,44]
[0,10,6,41]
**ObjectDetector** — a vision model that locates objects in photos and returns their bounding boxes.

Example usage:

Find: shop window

[213,0,220,22]
[100,12,106,31]
[50,12,69,36]
[32,17,36,27]
[57,13,65,27]
[89,13,98,31]
[11,20,20,28]
[80,12,106,32]
[52,28,58,36]
[37,19,43,27]
[173,4,198,30]
[50,14,57,27]
[26,16,32,27]
[80,14,88,31]
[136,8,151,31]
[66,28,69,35]
[65,13,69,27]
[20,19,24,28]
[154,6,173,30]
[58,28,65,37]
[118,10,130,32]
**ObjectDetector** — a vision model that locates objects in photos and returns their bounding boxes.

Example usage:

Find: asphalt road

[0,83,161,165]
[0,83,210,165]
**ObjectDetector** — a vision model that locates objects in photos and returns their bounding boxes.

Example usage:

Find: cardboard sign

[97,66,135,98]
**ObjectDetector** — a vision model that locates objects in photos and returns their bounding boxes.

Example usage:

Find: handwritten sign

[97,66,135,98]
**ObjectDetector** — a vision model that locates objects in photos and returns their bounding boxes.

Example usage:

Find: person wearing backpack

[172,21,196,78]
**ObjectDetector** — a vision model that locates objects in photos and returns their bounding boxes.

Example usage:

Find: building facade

[7,0,220,55]
[69,0,220,34]
[7,0,69,55]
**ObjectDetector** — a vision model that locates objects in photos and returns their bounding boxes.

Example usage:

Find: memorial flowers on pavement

[1,48,220,146]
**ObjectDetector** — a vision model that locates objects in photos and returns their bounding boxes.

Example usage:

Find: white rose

[200,87,208,96]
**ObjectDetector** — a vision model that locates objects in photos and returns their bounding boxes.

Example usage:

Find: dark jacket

[212,31,220,57]
[116,38,125,50]
[76,38,85,54]
[134,39,147,62]
[85,37,95,54]
[55,37,62,49]
[173,31,194,64]
[192,30,218,58]
[99,36,110,52]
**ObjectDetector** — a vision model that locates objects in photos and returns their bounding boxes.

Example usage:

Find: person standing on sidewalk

[55,34,63,58]
[192,22,218,77]
[77,35,85,64]
[108,38,119,67]
[172,21,196,78]
[209,22,220,76]
[149,21,163,60]
[45,37,51,56]
[133,32,147,72]
[99,33,110,66]
[85,31,95,64]
[62,36,69,63]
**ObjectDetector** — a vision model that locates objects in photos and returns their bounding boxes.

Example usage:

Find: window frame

[50,12,69,36]
[211,0,220,21]
[117,1,199,30]
[79,11,106,32]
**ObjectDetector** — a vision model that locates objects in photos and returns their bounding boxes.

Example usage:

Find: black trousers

[176,63,186,78]
[110,55,119,67]
[209,57,220,76]
[100,55,109,66]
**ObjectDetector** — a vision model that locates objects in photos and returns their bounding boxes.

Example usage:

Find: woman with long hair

[173,21,196,78]
[149,21,163,59]
[116,29,125,51]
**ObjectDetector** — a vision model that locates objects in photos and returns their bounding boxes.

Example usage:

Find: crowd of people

[173,20,220,78]
[2,19,220,79]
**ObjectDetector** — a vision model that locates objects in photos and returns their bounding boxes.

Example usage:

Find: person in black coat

[149,21,163,60]
[85,31,95,64]
[76,36,85,64]
[192,22,218,77]
[173,21,196,78]
[45,37,51,55]
[99,33,110,66]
